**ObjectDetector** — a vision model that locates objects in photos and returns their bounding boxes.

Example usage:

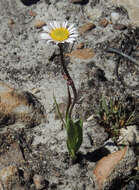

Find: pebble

[118,125,139,145]
[66,48,95,60]
[33,174,46,190]
[86,114,94,121]
[29,10,37,17]
[34,20,46,29]
[110,12,120,24]
[0,81,46,127]
[79,23,96,34]
[8,19,15,25]
[99,18,109,27]
[93,147,137,190]
[113,24,127,30]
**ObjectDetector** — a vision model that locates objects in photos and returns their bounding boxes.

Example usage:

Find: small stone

[66,48,95,60]
[0,81,46,127]
[29,10,37,17]
[99,18,109,27]
[79,23,96,34]
[76,42,84,49]
[8,19,15,25]
[113,24,127,30]
[34,21,46,29]
[87,114,94,121]
[118,125,139,145]
[93,147,137,190]
[33,174,46,190]
[110,12,120,24]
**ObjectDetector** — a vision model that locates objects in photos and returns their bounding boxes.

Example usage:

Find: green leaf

[126,110,135,126]
[66,117,83,160]
[102,96,109,115]
[53,94,66,128]
[110,98,113,112]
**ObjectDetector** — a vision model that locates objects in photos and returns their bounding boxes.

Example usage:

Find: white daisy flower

[40,21,78,44]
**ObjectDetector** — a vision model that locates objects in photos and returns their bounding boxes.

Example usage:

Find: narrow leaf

[53,94,66,128]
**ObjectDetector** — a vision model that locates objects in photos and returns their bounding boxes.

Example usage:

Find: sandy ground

[0,0,139,190]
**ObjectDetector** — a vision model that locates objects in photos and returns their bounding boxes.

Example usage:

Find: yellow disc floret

[50,27,70,42]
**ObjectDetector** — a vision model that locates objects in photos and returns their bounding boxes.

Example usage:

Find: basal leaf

[66,118,83,159]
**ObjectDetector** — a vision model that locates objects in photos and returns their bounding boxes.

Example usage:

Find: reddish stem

[58,43,77,118]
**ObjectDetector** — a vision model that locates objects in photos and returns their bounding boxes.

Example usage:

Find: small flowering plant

[96,96,135,143]
[40,21,83,161]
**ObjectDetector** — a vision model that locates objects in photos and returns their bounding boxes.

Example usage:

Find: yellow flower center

[50,27,70,42]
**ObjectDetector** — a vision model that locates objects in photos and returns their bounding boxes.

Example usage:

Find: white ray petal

[56,22,60,28]
[66,38,76,43]
[68,36,77,40]
[69,28,78,34]
[70,32,78,37]
[68,36,77,41]
[68,24,75,31]
[49,22,56,30]
[52,21,56,27]
[56,22,61,28]
[53,21,58,28]
[62,21,68,28]
[70,32,78,36]
[70,34,78,38]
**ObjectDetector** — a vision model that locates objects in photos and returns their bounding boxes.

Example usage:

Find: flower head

[40,21,78,44]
